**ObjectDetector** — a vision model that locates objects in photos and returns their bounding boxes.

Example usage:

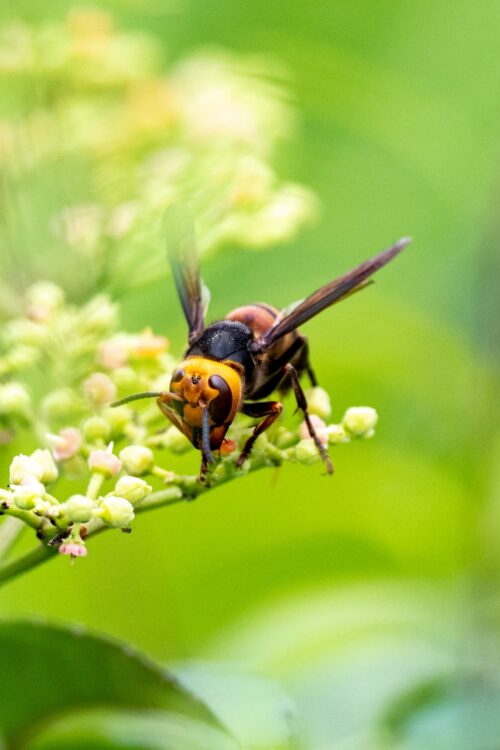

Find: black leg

[284,363,333,474]
[236,401,283,468]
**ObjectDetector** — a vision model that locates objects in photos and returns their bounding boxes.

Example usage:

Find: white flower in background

[0,382,31,419]
[25,281,65,322]
[83,372,117,408]
[305,386,332,420]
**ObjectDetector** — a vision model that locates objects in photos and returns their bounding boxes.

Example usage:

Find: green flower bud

[162,426,191,454]
[99,496,135,528]
[9,454,41,485]
[41,389,86,423]
[0,382,31,419]
[274,427,296,449]
[4,319,48,347]
[83,373,117,408]
[103,405,133,437]
[4,346,40,371]
[111,367,141,392]
[294,439,320,465]
[26,281,65,321]
[326,423,349,445]
[119,445,154,476]
[80,295,118,335]
[342,406,378,438]
[30,449,59,483]
[82,415,112,442]
[88,448,122,477]
[64,494,95,523]
[306,386,331,419]
[114,475,152,505]
[13,484,43,510]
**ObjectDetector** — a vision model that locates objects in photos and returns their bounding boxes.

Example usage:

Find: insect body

[115,206,410,480]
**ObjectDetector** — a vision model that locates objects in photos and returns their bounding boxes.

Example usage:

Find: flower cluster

[0,285,378,560]
[0,9,318,302]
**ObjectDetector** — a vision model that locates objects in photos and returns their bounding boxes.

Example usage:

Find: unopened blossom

[129,328,168,359]
[342,407,378,438]
[114,475,151,504]
[88,448,122,477]
[99,495,135,528]
[64,494,95,523]
[49,427,82,461]
[119,445,154,475]
[326,424,349,445]
[162,426,191,454]
[294,438,321,465]
[83,372,117,408]
[305,386,332,420]
[0,381,31,418]
[299,415,329,447]
[25,281,65,322]
[82,415,112,442]
[98,336,130,368]
[9,454,43,485]
[12,484,44,510]
[30,449,59,483]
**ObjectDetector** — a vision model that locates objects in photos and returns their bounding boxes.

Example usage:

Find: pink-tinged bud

[51,427,82,461]
[83,373,117,408]
[299,415,329,447]
[88,449,122,477]
[59,542,87,557]
[130,328,168,359]
[98,337,130,369]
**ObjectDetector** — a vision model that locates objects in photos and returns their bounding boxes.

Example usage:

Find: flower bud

[4,346,40,371]
[26,281,65,322]
[299,415,328,447]
[30,449,59,483]
[162,426,191,454]
[99,496,135,528]
[82,415,112,442]
[59,542,87,557]
[83,373,117,408]
[294,439,320,465]
[342,406,378,438]
[88,448,122,477]
[129,328,169,359]
[4,319,48,347]
[305,386,331,419]
[326,423,349,445]
[64,494,95,523]
[9,454,41,485]
[80,295,117,335]
[119,445,154,475]
[114,475,151,504]
[103,405,133,437]
[49,427,82,461]
[0,382,31,419]
[41,388,86,423]
[12,484,43,510]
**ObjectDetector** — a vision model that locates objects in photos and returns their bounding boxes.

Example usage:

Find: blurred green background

[1,1,500,748]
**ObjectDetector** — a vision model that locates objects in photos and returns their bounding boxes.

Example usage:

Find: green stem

[0,544,56,586]
[0,517,26,561]
[0,454,279,589]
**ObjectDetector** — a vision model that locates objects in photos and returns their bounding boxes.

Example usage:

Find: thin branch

[0,517,26,562]
[0,455,278,589]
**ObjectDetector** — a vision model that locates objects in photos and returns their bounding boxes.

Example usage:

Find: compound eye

[170,368,185,385]
[208,374,232,424]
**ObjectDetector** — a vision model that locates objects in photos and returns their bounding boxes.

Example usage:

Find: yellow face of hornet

[157,357,243,451]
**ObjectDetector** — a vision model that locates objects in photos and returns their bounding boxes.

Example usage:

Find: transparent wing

[253,237,411,352]
[164,204,210,345]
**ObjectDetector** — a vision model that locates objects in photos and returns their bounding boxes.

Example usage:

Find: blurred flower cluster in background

[0,8,317,306]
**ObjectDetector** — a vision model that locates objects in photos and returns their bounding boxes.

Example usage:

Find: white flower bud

[83,373,117,408]
[48,427,82,461]
[5,346,40,371]
[12,484,43,510]
[299,415,329,447]
[30,449,59,484]
[41,389,85,422]
[162,426,191,454]
[82,415,112,442]
[64,494,95,523]
[294,439,320,465]
[9,454,42,485]
[99,496,135,528]
[80,295,117,334]
[0,382,31,419]
[26,281,65,322]
[342,407,378,438]
[114,475,151,505]
[88,448,122,477]
[103,405,133,437]
[119,445,154,476]
[326,423,349,445]
[305,386,331,419]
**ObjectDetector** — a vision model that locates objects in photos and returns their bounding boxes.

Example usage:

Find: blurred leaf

[172,661,296,749]
[22,709,237,750]
[0,620,224,747]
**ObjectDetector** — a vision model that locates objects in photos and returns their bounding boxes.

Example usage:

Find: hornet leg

[284,363,334,475]
[236,401,283,468]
